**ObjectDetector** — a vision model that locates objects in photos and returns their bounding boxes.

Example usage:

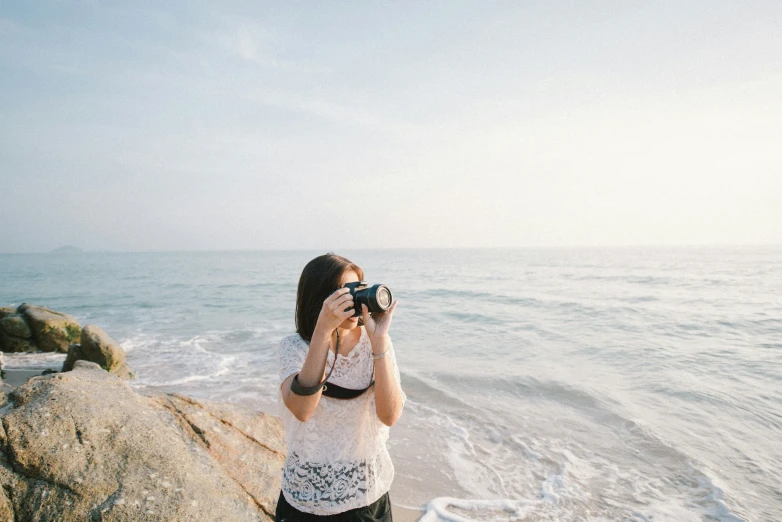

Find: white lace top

[277,326,405,515]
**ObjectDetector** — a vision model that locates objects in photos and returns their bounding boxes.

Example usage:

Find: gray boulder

[0,361,284,521]
[0,314,32,339]
[62,325,135,380]
[0,333,37,353]
[19,303,81,353]
[0,312,37,352]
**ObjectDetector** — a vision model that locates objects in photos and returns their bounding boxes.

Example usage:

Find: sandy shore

[2,369,45,389]
[392,504,424,522]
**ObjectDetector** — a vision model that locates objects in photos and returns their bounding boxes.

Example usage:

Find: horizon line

[2,243,782,255]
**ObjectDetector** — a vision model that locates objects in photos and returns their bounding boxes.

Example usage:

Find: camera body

[344,281,393,317]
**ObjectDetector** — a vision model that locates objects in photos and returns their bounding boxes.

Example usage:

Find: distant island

[50,245,84,254]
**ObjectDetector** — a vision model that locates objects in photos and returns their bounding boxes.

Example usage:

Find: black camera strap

[290,329,374,399]
[321,380,374,399]
[290,329,340,396]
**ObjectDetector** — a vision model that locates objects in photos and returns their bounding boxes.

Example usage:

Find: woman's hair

[296,253,365,342]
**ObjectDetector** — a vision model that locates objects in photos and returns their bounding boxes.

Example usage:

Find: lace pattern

[277,327,404,515]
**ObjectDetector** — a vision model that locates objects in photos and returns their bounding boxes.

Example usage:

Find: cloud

[209,23,317,73]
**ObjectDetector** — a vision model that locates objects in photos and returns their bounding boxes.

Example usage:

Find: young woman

[276,253,405,522]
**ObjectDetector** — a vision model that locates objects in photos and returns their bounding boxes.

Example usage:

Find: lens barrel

[345,281,393,316]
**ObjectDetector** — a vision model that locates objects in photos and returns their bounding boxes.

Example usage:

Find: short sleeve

[278,335,308,386]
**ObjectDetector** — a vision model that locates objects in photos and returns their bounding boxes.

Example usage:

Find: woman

[277,253,406,521]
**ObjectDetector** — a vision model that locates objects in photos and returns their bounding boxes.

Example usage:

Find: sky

[1,1,781,252]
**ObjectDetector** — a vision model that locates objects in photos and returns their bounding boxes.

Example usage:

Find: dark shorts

[275,491,392,522]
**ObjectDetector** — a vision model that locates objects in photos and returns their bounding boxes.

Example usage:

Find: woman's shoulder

[280,332,307,347]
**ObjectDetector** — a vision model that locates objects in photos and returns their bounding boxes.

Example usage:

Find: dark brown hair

[296,253,365,342]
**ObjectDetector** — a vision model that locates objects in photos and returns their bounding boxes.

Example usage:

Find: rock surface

[0,333,37,353]
[62,325,135,379]
[0,315,31,339]
[0,361,285,521]
[18,304,81,353]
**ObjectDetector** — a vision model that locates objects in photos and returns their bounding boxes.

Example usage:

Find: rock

[114,362,136,380]
[80,325,126,372]
[61,343,85,372]
[0,332,38,353]
[0,382,11,408]
[0,360,283,521]
[19,304,81,353]
[155,394,286,513]
[0,307,17,320]
[62,326,135,379]
[0,314,32,339]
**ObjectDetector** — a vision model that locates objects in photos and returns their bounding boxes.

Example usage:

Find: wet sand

[392,504,424,522]
[2,368,46,389]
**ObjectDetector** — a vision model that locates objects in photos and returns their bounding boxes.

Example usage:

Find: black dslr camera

[343,281,393,317]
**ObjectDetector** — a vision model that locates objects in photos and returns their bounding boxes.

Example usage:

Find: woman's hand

[315,288,355,333]
[361,300,398,346]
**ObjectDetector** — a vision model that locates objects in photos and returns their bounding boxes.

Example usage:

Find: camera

[344,281,393,317]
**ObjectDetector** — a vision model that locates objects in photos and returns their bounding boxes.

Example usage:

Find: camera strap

[290,329,341,396]
[290,329,375,399]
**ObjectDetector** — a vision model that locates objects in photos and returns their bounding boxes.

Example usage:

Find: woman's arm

[362,302,404,427]
[281,288,354,422]
[370,334,405,426]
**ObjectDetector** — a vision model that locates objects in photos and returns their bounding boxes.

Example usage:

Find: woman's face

[338,269,361,330]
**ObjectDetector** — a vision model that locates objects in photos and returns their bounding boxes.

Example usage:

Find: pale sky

[1,1,781,252]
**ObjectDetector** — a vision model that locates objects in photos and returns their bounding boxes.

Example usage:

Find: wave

[398,371,746,521]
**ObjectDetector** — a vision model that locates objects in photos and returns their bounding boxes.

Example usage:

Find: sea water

[1,248,780,521]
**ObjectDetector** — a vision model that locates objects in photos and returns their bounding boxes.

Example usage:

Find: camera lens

[376,287,391,308]
[366,284,392,312]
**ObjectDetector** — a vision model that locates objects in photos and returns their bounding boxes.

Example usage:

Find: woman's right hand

[315,288,355,332]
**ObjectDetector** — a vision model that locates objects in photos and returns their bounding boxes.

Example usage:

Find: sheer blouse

[277,326,405,515]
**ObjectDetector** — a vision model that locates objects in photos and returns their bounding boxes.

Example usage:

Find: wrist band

[372,347,392,360]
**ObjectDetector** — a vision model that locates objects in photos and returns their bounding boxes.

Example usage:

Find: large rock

[0,312,37,352]
[0,307,17,320]
[0,314,32,339]
[155,394,286,512]
[0,332,37,353]
[0,361,285,521]
[62,325,135,380]
[19,304,81,353]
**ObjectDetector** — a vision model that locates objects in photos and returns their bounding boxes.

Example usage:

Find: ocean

[1,248,780,521]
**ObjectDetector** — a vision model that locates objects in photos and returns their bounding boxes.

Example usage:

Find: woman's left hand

[361,301,398,344]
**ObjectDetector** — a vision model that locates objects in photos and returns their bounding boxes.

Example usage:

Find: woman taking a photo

[277,253,405,522]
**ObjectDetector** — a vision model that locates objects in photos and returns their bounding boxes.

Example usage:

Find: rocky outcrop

[62,325,135,380]
[0,361,285,521]
[0,304,82,353]
[0,314,31,339]
[0,308,38,353]
[0,334,37,353]
[19,303,81,352]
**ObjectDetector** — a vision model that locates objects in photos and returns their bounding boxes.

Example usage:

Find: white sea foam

[2,352,66,370]
[420,497,542,522]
